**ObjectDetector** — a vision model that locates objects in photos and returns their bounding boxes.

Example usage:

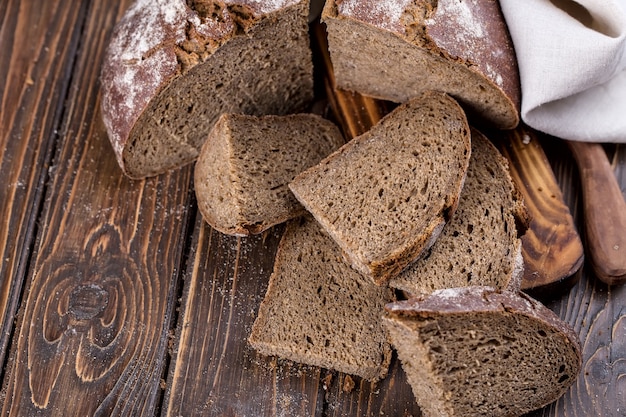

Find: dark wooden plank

[525,271,626,417]
[163,221,325,417]
[0,0,195,415]
[0,0,86,368]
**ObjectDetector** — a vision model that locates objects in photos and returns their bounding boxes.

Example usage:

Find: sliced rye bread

[289,91,471,285]
[100,0,313,178]
[322,0,520,129]
[249,214,395,382]
[383,286,582,417]
[389,128,529,296]
[194,113,345,236]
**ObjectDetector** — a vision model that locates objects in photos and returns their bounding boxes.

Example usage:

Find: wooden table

[1,1,624,416]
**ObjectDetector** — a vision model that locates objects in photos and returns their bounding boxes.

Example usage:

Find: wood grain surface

[496,128,585,295]
[163,222,327,417]
[0,0,87,369]
[1,0,195,415]
[0,3,624,416]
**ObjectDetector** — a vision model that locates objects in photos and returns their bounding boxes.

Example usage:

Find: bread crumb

[322,373,333,391]
[342,375,355,393]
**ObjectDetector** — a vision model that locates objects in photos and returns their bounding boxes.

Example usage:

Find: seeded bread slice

[289,91,471,285]
[101,0,313,178]
[389,129,529,296]
[383,287,582,417]
[249,214,395,382]
[322,0,520,129]
[194,113,344,236]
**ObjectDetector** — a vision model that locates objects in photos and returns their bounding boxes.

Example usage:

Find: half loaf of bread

[194,113,344,236]
[101,0,313,178]
[383,287,582,417]
[389,128,529,296]
[289,91,471,285]
[322,0,520,129]
[249,214,395,382]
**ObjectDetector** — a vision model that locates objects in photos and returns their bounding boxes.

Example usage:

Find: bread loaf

[289,91,471,285]
[194,113,344,236]
[322,0,520,129]
[389,128,529,296]
[249,214,395,382]
[383,287,582,417]
[100,0,314,178]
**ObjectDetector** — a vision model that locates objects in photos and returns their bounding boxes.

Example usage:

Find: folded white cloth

[500,0,626,142]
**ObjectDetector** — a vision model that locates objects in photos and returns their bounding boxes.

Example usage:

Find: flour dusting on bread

[337,0,412,32]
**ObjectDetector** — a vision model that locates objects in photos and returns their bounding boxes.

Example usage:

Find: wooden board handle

[497,129,584,293]
[569,141,626,285]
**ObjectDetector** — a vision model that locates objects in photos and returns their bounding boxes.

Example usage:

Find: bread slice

[249,214,395,382]
[383,287,582,417]
[322,0,519,129]
[194,113,344,236]
[101,0,313,178]
[289,91,471,285]
[389,128,529,296]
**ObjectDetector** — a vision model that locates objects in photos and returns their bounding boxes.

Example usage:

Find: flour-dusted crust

[385,286,580,351]
[101,0,312,178]
[332,0,518,98]
[425,0,519,106]
[101,0,190,168]
[323,0,520,129]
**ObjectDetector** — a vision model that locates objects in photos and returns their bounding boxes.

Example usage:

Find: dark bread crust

[323,0,520,129]
[100,0,312,178]
[424,0,520,111]
[385,286,581,351]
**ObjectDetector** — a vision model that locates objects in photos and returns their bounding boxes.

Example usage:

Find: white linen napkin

[499,0,626,142]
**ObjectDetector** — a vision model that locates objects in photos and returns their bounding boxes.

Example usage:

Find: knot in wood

[68,283,109,321]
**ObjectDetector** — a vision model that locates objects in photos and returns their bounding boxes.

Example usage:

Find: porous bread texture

[322,0,520,129]
[383,287,582,417]
[100,0,313,178]
[194,113,345,236]
[389,128,529,296]
[249,214,395,382]
[289,91,471,285]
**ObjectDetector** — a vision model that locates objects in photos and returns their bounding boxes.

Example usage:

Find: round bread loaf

[322,0,520,129]
[100,0,314,178]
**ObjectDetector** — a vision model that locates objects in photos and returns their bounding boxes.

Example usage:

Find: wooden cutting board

[495,128,584,294]
[313,23,584,295]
